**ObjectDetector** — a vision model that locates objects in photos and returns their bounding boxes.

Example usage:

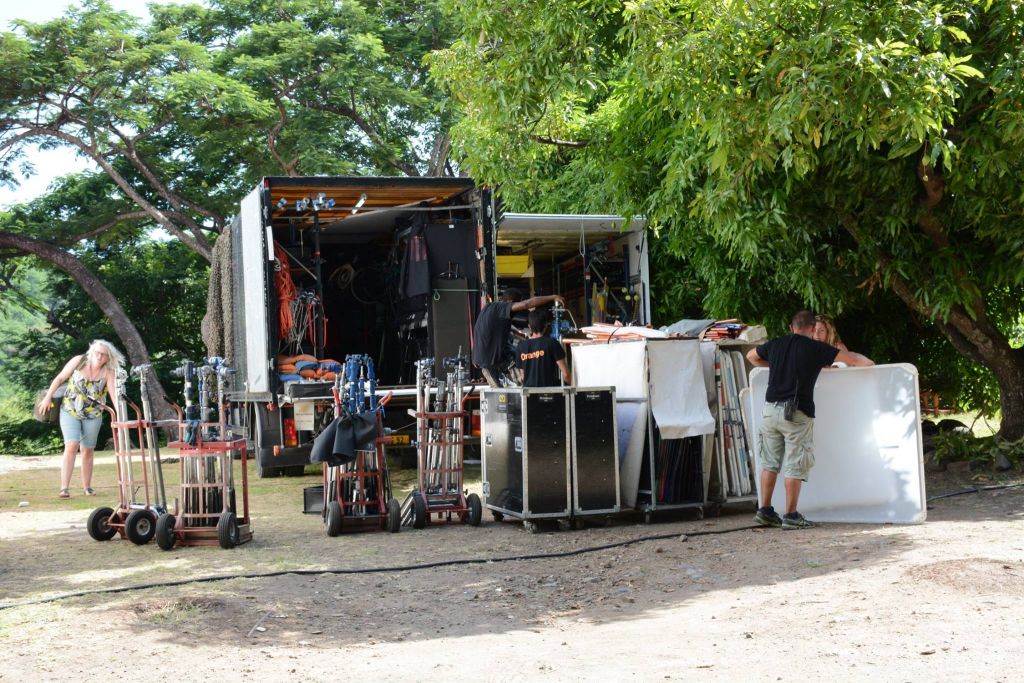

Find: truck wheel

[256,458,281,478]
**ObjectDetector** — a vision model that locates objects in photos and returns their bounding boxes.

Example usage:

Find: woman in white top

[36,340,124,498]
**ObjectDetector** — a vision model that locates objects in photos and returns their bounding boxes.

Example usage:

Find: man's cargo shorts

[758,401,815,481]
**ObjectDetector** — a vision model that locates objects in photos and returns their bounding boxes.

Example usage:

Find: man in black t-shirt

[746,310,874,530]
[516,309,571,387]
[472,289,564,387]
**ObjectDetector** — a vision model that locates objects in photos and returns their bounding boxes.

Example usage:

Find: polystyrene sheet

[647,340,715,438]
[747,363,926,524]
[615,402,649,508]
[572,341,649,399]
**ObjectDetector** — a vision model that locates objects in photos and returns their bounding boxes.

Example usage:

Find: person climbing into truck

[516,309,572,388]
[472,288,564,387]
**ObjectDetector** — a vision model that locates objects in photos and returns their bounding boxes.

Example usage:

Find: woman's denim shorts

[59,409,103,449]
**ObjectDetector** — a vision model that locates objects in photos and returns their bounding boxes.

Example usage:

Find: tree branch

[529,134,589,148]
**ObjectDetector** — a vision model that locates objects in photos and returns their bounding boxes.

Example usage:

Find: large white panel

[615,402,649,508]
[647,340,715,438]
[572,341,649,399]
[240,186,269,393]
[747,363,926,524]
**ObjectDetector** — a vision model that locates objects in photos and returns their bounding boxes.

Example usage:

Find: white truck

[203,176,650,477]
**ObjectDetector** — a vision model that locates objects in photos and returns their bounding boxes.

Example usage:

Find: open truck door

[205,176,651,477]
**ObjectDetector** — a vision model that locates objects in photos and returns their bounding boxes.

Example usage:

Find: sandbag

[33,385,66,424]
[310,412,380,467]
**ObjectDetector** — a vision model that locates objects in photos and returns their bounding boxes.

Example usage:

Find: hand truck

[155,357,253,550]
[404,354,482,528]
[87,366,171,545]
[321,354,402,535]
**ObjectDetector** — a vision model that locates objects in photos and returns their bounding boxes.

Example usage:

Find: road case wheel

[125,509,156,545]
[385,498,402,533]
[87,506,118,541]
[325,500,343,537]
[411,490,427,530]
[466,493,482,527]
[217,510,239,548]
[155,513,177,551]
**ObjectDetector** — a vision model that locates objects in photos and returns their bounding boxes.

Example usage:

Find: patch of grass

[132,597,223,625]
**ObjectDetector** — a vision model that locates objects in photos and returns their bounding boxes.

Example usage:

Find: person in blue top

[746,310,873,529]
[37,340,124,499]
[516,309,571,387]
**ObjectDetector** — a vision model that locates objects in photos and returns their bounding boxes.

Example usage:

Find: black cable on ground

[0,524,759,612]
[927,482,1024,502]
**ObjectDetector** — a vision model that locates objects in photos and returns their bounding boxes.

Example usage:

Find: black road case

[571,387,620,516]
[481,388,571,522]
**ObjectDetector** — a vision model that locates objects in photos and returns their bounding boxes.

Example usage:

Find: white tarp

[646,340,716,438]
[746,363,926,524]
[573,339,715,506]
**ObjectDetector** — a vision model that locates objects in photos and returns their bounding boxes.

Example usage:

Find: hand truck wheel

[325,500,343,537]
[385,498,402,533]
[491,510,504,523]
[217,510,239,549]
[125,509,156,545]
[155,513,177,551]
[87,506,118,541]
[411,490,427,529]
[466,493,482,527]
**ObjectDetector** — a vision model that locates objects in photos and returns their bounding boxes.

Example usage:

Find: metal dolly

[404,355,482,528]
[87,366,171,545]
[322,354,401,535]
[156,358,253,549]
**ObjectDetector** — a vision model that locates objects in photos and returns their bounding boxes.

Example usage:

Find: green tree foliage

[434,0,1024,438]
[0,0,458,450]
[1,0,459,262]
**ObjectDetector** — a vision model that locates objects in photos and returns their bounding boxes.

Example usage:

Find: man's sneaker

[782,512,815,530]
[754,506,783,528]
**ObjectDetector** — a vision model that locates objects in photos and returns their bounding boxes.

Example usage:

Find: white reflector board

[572,340,649,399]
[746,363,926,524]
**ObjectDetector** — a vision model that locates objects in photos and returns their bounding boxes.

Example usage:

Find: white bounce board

[746,363,926,524]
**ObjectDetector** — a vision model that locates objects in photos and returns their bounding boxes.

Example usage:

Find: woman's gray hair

[87,339,125,370]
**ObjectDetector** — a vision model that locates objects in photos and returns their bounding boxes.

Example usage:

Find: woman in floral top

[36,340,124,498]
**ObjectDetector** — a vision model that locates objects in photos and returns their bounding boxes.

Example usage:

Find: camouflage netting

[201,228,235,365]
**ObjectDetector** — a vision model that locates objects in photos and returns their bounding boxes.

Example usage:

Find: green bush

[933,431,1024,469]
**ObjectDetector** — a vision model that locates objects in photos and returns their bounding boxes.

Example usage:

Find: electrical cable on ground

[927,482,1024,502]
[0,524,759,612]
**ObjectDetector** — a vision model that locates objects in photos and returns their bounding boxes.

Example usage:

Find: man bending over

[746,309,874,530]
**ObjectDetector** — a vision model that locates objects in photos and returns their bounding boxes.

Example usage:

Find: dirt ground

[1,453,1022,682]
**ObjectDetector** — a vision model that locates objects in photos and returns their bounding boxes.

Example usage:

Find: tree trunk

[0,232,177,422]
[889,277,1024,441]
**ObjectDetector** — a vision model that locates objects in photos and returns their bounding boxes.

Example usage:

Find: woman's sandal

[58,489,70,499]
[84,487,96,496]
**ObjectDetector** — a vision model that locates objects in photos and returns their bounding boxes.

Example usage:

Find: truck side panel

[239,186,271,395]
